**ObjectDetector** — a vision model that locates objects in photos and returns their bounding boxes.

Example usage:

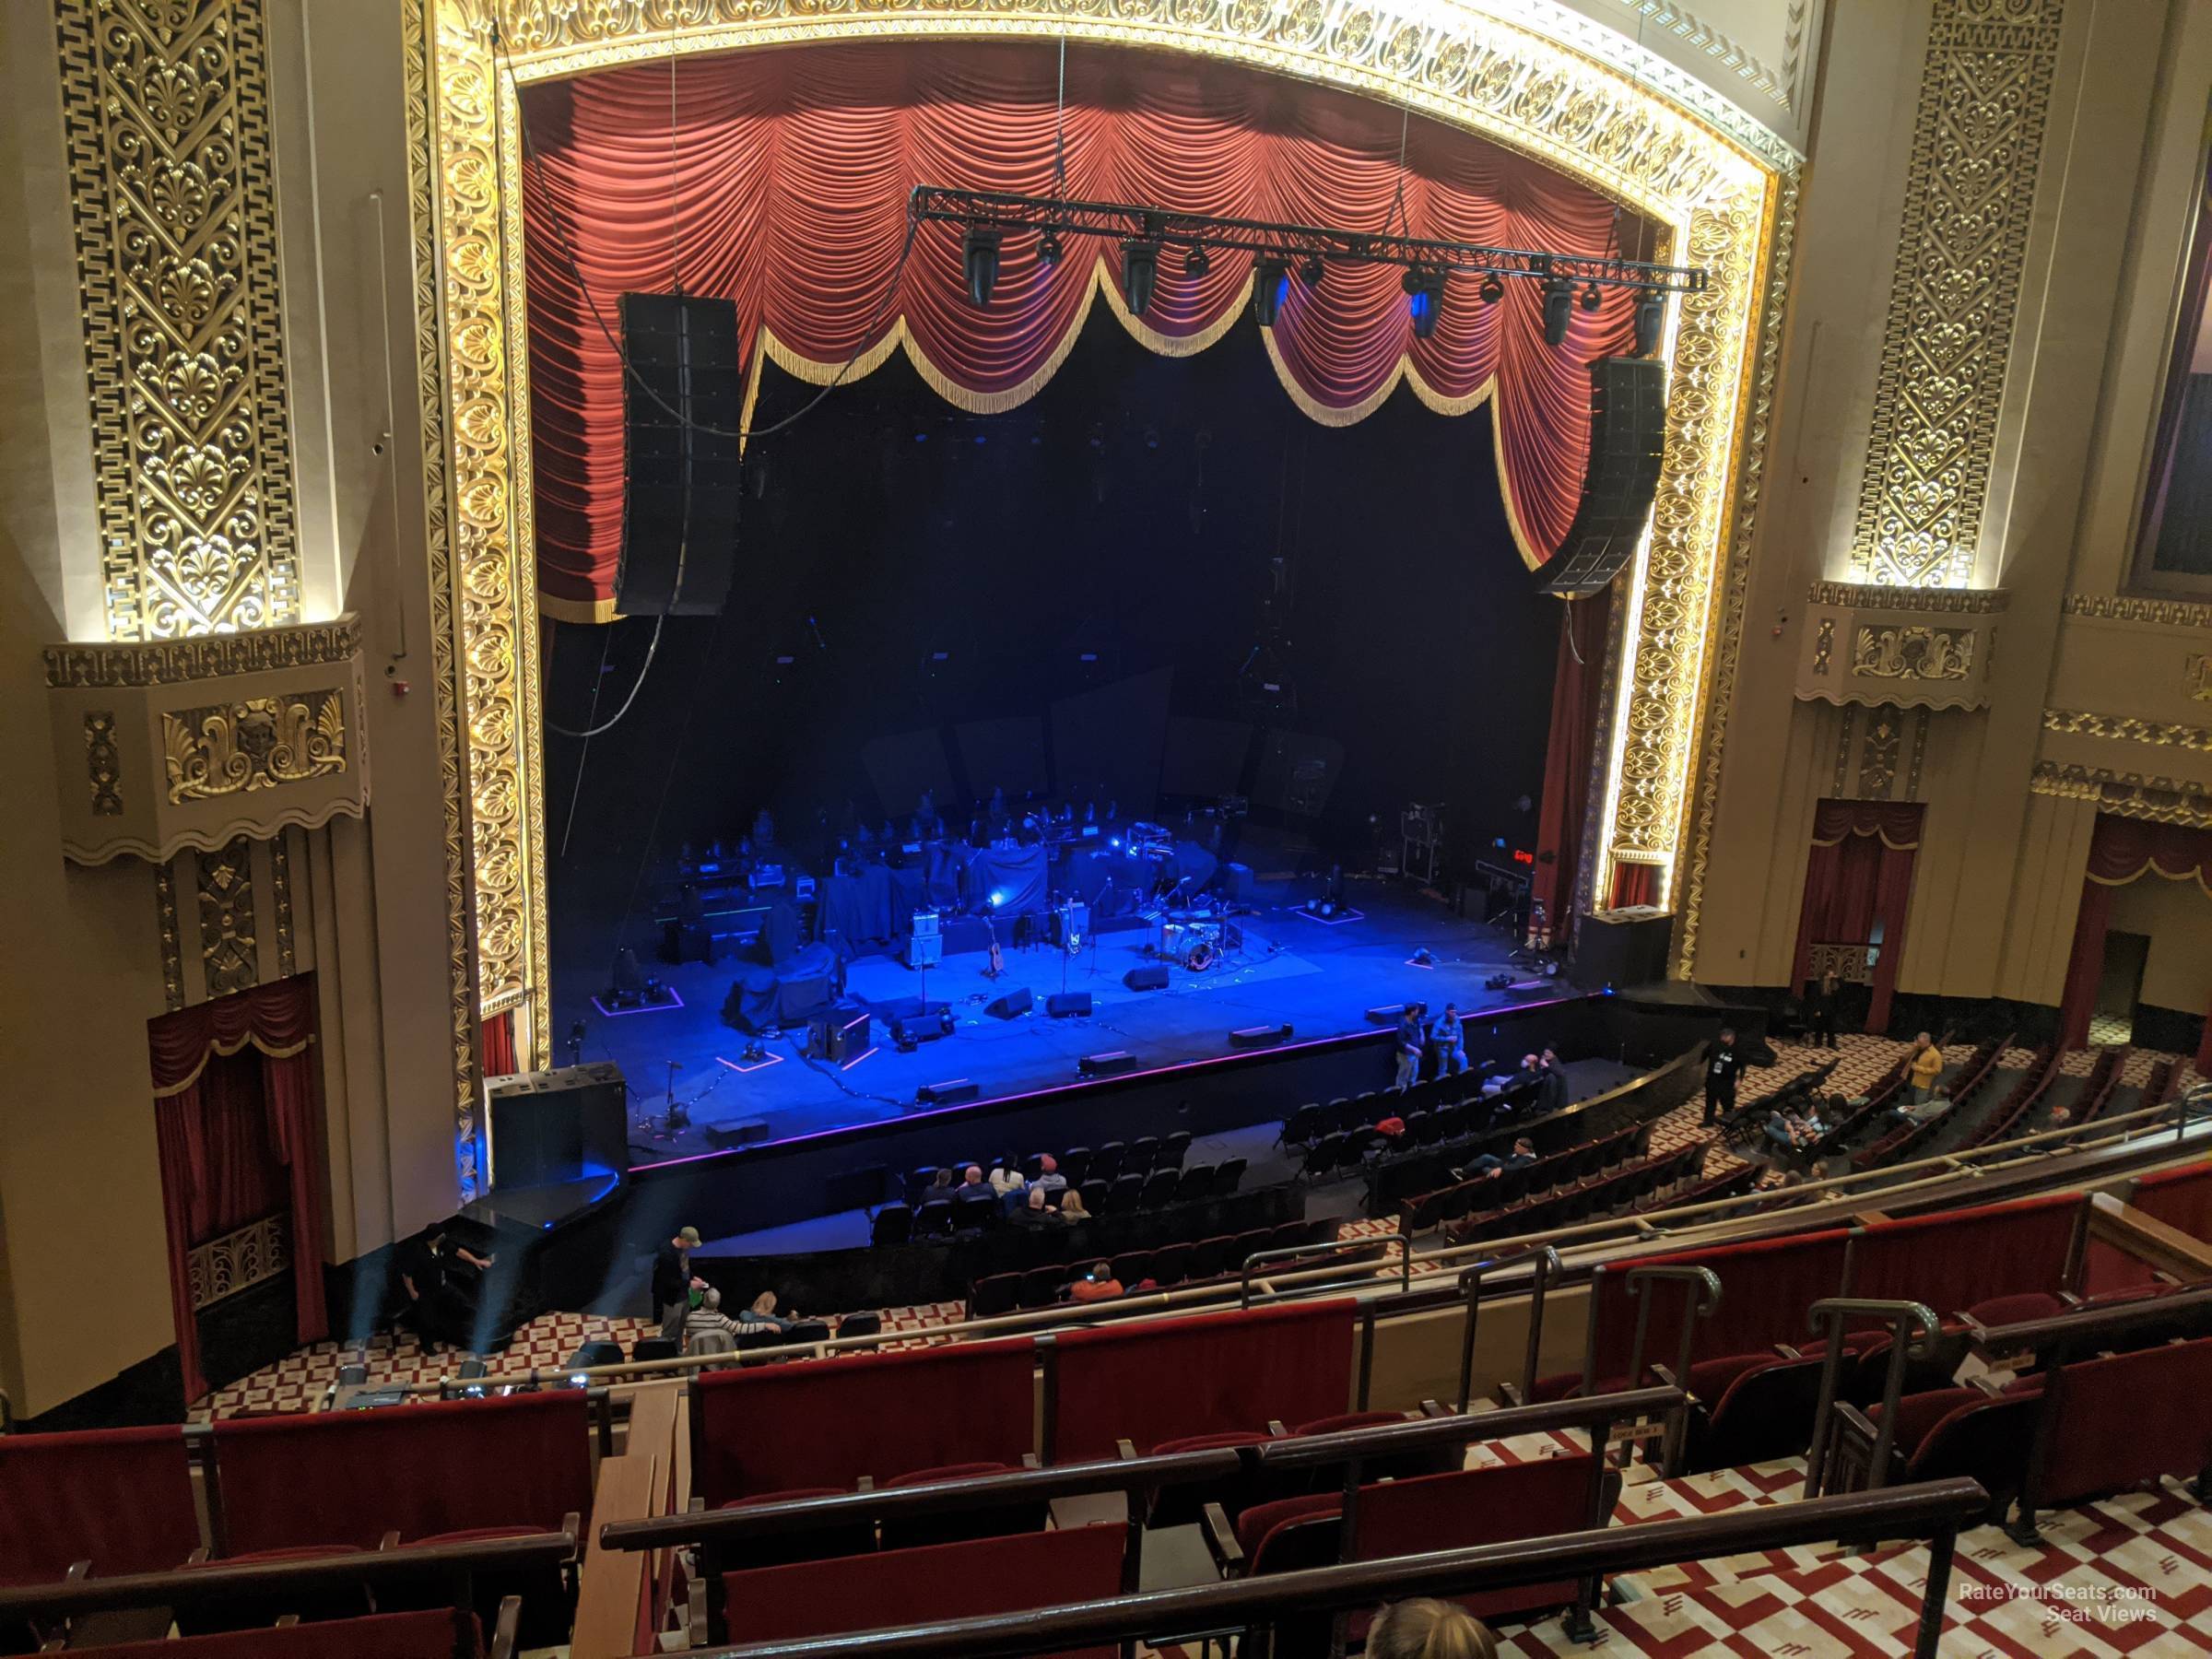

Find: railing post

[1803,1300,1936,1501]
[1519,1246,1562,1405]
[1915,1524,1958,1658]
[1620,1266,1720,1477]
[1455,1263,1488,1412]
[1356,1303,1378,1411]
[1563,1409,1613,1642]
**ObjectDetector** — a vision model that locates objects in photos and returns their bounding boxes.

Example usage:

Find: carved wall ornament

[2187,653,2212,702]
[270,829,295,977]
[43,618,359,689]
[155,854,184,1012]
[1847,0,2065,588]
[162,691,347,805]
[1907,707,1932,801]
[2041,708,2212,754]
[186,1211,288,1312]
[1851,625,1976,683]
[1808,581,2009,615]
[411,0,1794,1024]
[84,712,123,815]
[1811,617,1833,675]
[197,836,257,995]
[1807,942,1874,986]
[1857,706,1903,800]
[2030,762,2212,829]
[53,0,302,641]
[2062,593,2212,629]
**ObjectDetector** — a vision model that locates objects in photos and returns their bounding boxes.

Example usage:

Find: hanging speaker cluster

[617,293,745,617]
[1539,358,1669,598]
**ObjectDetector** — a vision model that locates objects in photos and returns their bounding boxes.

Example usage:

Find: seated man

[953,1165,998,1226]
[1429,1003,1467,1077]
[1764,1109,1802,1158]
[1888,1092,1949,1128]
[1030,1153,1067,1195]
[1456,1136,1537,1182]
[1066,1261,1124,1303]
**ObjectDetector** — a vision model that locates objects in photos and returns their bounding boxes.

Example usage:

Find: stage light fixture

[1478,273,1505,306]
[1121,240,1161,315]
[1252,258,1289,327]
[1634,289,1666,356]
[1038,230,1065,266]
[1579,279,1604,312]
[1403,266,1446,340]
[1300,255,1325,287]
[962,226,1002,307]
[1184,242,1210,278]
[1542,276,1574,346]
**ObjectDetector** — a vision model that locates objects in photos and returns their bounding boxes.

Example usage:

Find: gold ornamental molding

[2041,707,2212,756]
[1847,0,2064,589]
[43,616,369,865]
[186,1212,288,1312]
[1794,585,2002,712]
[407,0,1794,1017]
[2030,761,2212,830]
[53,0,303,641]
[2060,593,2212,629]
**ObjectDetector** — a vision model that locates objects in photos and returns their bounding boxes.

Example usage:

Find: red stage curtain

[147,975,328,1404]
[481,1010,517,1077]
[2059,815,2212,1048]
[521,43,1639,613]
[1531,595,1612,941]
[1608,861,1657,911]
[1789,799,1924,1033]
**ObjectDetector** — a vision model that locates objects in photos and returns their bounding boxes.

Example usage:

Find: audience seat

[879,1463,1044,1550]
[870,1203,912,1246]
[712,1488,874,1566]
[0,1425,201,1586]
[59,1608,496,1659]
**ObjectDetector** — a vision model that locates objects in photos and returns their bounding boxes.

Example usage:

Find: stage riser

[622,992,1705,1241]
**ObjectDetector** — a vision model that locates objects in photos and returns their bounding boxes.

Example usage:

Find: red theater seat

[209,1392,593,1555]
[60,1608,489,1659]
[879,1463,1042,1550]
[2036,1335,2212,1509]
[717,1522,1124,1655]
[0,1425,201,1584]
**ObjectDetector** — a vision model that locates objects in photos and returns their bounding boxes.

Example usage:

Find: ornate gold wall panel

[2062,593,2212,628]
[53,0,303,641]
[162,691,347,804]
[197,835,257,995]
[1845,0,2064,588]
[403,0,490,1200]
[2041,708,2212,755]
[408,0,1791,1013]
[1794,582,2006,711]
[2030,761,2212,829]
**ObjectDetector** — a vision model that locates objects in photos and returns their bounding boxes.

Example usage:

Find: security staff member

[1702,1027,1743,1126]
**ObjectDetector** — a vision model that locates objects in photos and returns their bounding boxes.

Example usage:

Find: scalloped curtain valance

[520,41,1641,617]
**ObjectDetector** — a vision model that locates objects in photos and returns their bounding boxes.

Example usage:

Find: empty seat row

[1443,1139,1705,1245]
[874,1159,1246,1244]
[1397,1123,1644,1230]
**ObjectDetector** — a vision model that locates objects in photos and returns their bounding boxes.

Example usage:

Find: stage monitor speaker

[811,1008,870,1064]
[1540,358,1667,598]
[916,1078,980,1105]
[486,1063,629,1191]
[1077,1051,1139,1077]
[1046,992,1092,1018]
[1124,965,1171,992]
[704,1118,771,1148]
[1366,1002,1426,1025]
[617,292,744,617]
[986,987,1034,1020]
[1570,910,1673,990]
[890,1005,956,1050]
[1230,1023,1293,1049]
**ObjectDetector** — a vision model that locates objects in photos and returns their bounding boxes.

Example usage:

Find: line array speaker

[618,292,744,617]
[1540,357,1667,598]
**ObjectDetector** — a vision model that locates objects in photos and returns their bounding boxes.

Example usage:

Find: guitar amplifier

[906,930,942,969]
[1054,900,1089,945]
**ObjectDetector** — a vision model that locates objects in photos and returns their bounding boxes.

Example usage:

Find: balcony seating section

[208,1391,594,1556]
[2084,1156,2212,1296]
[1845,1037,2014,1169]
[1363,1090,1591,1211]
[717,1523,1125,1658]
[1283,1071,1543,1159]
[2037,1335,2212,1509]
[0,1424,200,1586]
[965,1217,1342,1316]
[1442,1138,1707,1246]
[1047,1300,1357,1462]
[1395,1123,1645,1230]
[59,1609,492,1659]
[691,1339,1035,1505]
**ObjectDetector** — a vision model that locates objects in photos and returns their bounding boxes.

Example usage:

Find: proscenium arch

[408,0,1792,1126]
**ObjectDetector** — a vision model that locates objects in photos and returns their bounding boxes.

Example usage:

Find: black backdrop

[544,307,1561,982]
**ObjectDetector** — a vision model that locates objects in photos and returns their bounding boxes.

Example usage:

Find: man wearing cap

[654,1226,707,1342]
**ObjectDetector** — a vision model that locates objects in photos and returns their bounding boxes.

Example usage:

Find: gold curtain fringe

[151,1033,316,1100]
[1808,830,1922,851]
[2085,864,2212,900]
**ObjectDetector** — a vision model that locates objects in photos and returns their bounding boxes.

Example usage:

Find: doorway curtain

[147,973,328,1403]
[1531,594,1613,947]
[2057,816,2212,1063]
[1788,799,1924,1036]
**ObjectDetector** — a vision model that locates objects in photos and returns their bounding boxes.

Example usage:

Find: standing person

[1701,1028,1742,1126]
[1430,1003,1467,1077]
[1806,968,1841,1049]
[1394,1007,1425,1089]
[1908,1032,1945,1102]
[653,1226,705,1343]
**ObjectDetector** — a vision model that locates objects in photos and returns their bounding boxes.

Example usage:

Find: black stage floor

[573,877,1552,1168]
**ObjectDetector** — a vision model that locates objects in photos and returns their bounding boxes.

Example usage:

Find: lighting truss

[910,186,1707,295]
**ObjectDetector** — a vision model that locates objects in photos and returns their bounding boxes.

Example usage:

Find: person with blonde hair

[1365,1598,1500,1659]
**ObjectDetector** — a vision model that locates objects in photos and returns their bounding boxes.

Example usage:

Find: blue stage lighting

[990,890,1006,907]
[1110,838,1122,849]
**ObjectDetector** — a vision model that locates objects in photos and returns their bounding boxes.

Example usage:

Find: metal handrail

[679,1478,1989,1659]
[364,1090,2200,1400]
[1803,1299,1941,1498]
[1240,1230,1409,1308]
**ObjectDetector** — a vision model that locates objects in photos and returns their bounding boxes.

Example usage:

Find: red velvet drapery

[1789,799,1924,1034]
[481,1010,518,1078]
[1530,595,1613,943]
[1607,862,1657,911]
[147,974,328,1404]
[521,43,1640,613]
[2058,815,2212,1050]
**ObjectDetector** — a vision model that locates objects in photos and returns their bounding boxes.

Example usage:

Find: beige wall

[1692,0,2212,1015]
[0,0,472,1418]
[2104,875,2212,1016]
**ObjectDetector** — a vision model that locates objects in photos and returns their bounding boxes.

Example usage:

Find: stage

[571,877,1548,1166]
